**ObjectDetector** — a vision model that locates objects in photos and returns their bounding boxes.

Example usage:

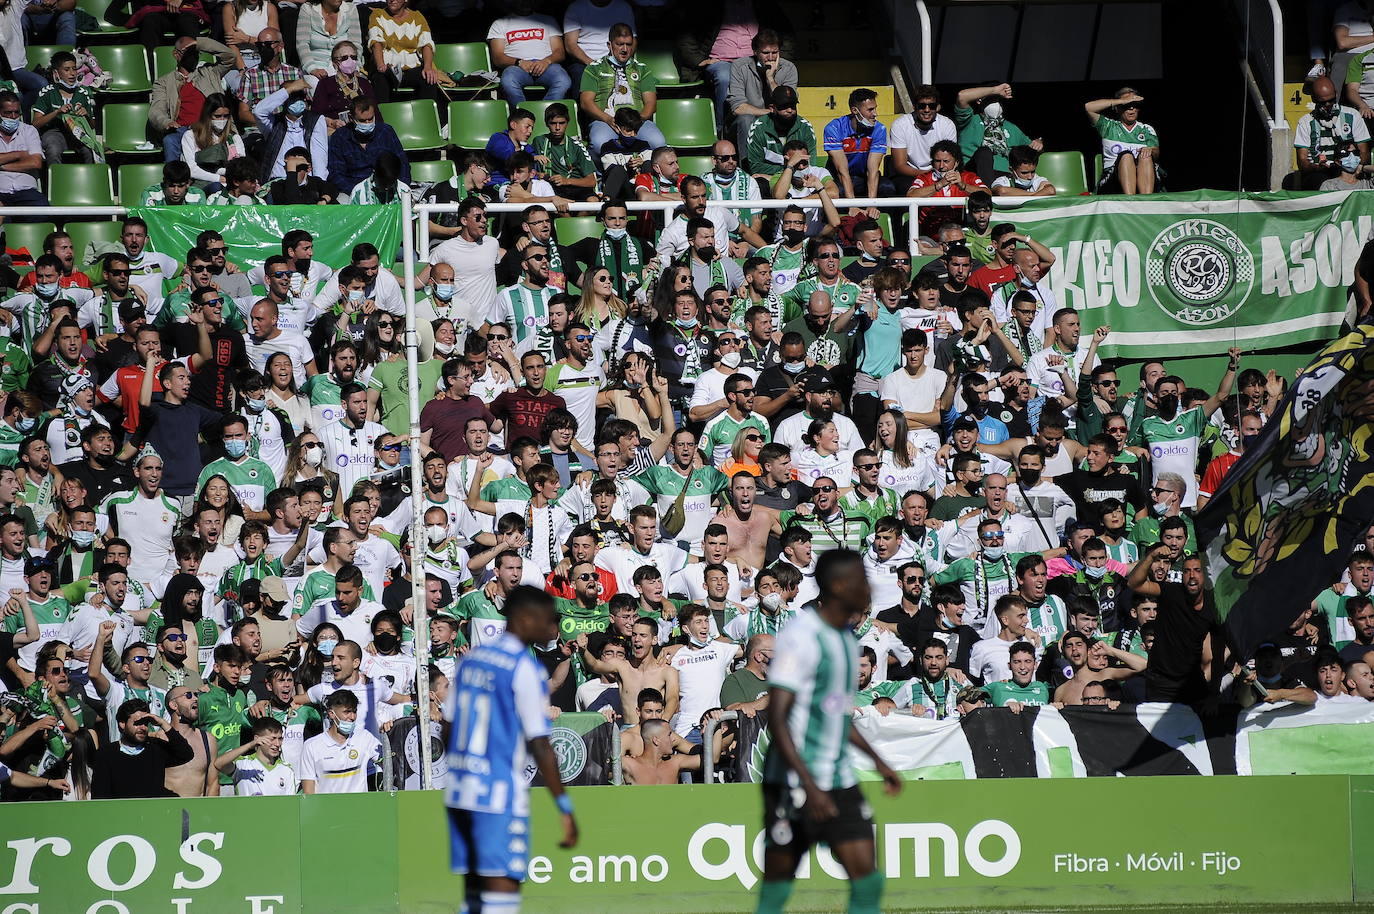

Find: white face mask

[211,118,229,132]
[983,102,1003,120]
[719,351,742,369]
[426,524,448,545]
[303,445,323,467]
[761,592,783,611]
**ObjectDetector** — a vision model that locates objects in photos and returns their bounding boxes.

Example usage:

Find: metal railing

[1232,0,1290,191]
[701,710,739,784]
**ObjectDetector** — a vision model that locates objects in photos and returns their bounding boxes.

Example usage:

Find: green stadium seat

[677,155,712,179]
[117,162,166,203]
[1037,150,1088,196]
[3,222,58,262]
[380,101,444,153]
[431,43,491,76]
[89,45,151,94]
[26,46,72,71]
[64,221,123,265]
[1093,153,1104,190]
[75,0,136,39]
[637,45,703,94]
[47,163,116,208]
[447,99,510,150]
[101,102,155,155]
[554,216,600,245]
[655,98,717,149]
[411,159,457,185]
[520,100,581,139]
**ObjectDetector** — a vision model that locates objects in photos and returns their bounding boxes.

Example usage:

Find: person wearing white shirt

[773,400,862,455]
[1026,308,1099,398]
[969,595,1042,684]
[425,199,503,340]
[878,330,947,454]
[318,385,390,497]
[666,606,743,737]
[245,299,317,388]
[302,639,407,740]
[889,89,958,179]
[119,219,179,312]
[667,525,745,602]
[595,508,689,592]
[862,519,909,612]
[299,690,383,794]
[213,717,299,796]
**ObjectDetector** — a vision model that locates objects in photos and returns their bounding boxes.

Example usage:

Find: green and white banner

[849,701,1374,780]
[130,204,403,275]
[1004,190,1372,357]
[3,777,1370,912]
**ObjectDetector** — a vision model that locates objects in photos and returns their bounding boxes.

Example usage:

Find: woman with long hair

[357,310,401,373]
[283,431,339,504]
[295,622,345,692]
[721,426,766,477]
[194,475,245,545]
[794,419,854,488]
[223,0,277,48]
[574,266,628,331]
[265,352,311,434]
[181,93,245,191]
[872,407,938,496]
[43,475,92,547]
[649,262,692,319]
[597,350,670,440]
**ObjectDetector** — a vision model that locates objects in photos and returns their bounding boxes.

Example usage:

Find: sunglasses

[526,253,550,261]
[128,655,152,664]
[813,252,841,260]
[108,268,132,276]
[713,153,738,161]
[813,484,837,493]
[572,333,593,343]
[335,53,358,61]
[979,532,1005,541]
[903,576,924,585]
[202,299,223,308]
[205,246,227,254]
[1095,380,1120,387]
[915,102,938,109]
[576,573,598,582]
[163,632,187,642]
[380,443,403,451]
[269,270,292,278]
[489,334,510,341]
[710,297,728,305]
[377,320,396,328]
[732,387,754,396]
[856,462,880,470]
[189,265,213,273]
[1150,487,1174,496]
[744,433,764,442]
[717,338,740,347]
[1107,426,1128,433]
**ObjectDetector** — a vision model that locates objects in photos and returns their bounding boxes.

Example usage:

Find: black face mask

[1018,468,1041,487]
[771,113,796,132]
[179,47,200,72]
[92,452,116,467]
[965,477,982,494]
[695,245,716,261]
[255,42,277,66]
[1157,394,1179,417]
[782,228,806,246]
[374,631,400,652]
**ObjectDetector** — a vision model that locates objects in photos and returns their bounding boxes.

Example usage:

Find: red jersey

[969,262,1017,298]
[490,388,567,444]
[98,356,193,434]
[1198,452,1241,499]
[910,170,986,237]
[16,270,93,291]
[544,567,619,602]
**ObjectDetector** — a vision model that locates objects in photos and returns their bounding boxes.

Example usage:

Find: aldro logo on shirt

[1144,219,1254,327]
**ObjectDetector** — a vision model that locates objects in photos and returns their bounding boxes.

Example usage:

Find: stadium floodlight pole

[400,191,434,790]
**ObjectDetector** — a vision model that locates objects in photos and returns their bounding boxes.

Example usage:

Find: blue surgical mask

[35,282,60,299]
[240,51,261,69]
[335,718,356,735]
[1014,177,1034,189]
[71,529,96,548]
[347,289,366,303]
[674,317,698,329]
[1085,564,1107,580]
[1153,501,1171,516]
[224,439,248,458]
[287,99,307,116]
[317,638,338,656]
[73,404,92,418]
[783,360,805,374]
[0,117,21,135]
[354,120,376,136]
[982,546,1005,561]
[604,228,627,240]
[245,396,266,413]
[434,284,455,301]
[16,416,36,432]
[1342,152,1362,174]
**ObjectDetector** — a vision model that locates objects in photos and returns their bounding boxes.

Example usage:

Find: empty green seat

[637,45,702,93]
[655,98,717,149]
[677,154,712,178]
[554,216,600,245]
[89,45,151,94]
[431,43,491,76]
[75,0,136,38]
[411,159,457,185]
[47,163,116,207]
[117,162,166,203]
[380,101,444,152]
[3,222,58,262]
[1036,150,1088,196]
[447,99,511,151]
[101,102,155,155]
[64,221,123,265]
[26,46,73,71]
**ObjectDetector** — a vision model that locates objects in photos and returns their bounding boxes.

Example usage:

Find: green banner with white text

[998,189,1372,358]
[3,777,1371,913]
[130,204,402,275]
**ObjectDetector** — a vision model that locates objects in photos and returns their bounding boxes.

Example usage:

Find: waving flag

[1196,322,1374,661]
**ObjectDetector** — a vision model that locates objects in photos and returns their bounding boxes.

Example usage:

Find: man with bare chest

[620,690,696,757]
[622,719,702,785]
[578,618,680,725]
[715,473,783,573]
[164,685,220,797]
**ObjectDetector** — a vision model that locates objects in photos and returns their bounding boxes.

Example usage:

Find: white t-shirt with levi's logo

[487,14,559,61]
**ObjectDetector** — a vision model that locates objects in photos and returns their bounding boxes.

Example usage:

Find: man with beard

[1127,549,1225,704]
[905,583,981,675]
[755,207,811,297]
[1132,353,1241,510]
[774,369,862,452]
[1054,636,1146,705]
[148,623,203,691]
[496,205,576,290]
[931,452,986,521]
[782,237,864,321]
[740,304,781,373]
[656,176,765,265]
[753,335,809,425]
[303,340,361,431]
[909,639,964,718]
[1026,308,1100,399]
[713,474,783,575]
[684,218,745,299]
[92,700,194,799]
[59,425,132,505]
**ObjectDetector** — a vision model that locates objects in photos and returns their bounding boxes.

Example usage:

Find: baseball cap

[951,414,980,433]
[770,85,799,109]
[117,300,146,324]
[24,555,55,577]
[799,367,836,393]
[257,576,288,605]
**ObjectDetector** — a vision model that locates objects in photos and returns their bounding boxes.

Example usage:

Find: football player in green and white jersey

[758,549,901,914]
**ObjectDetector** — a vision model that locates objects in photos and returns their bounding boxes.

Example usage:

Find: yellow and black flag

[1197,323,1374,661]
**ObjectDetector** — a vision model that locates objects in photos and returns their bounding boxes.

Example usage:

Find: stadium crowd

[0,0,1368,801]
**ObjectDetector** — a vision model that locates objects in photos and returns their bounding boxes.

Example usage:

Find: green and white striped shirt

[764,606,858,790]
[488,281,557,347]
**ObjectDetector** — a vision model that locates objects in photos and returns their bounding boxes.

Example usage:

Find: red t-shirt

[544,568,619,602]
[177,80,207,128]
[99,357,193,434]
[489,388,567,444]
[910,170,986,237]
[1199,452,1241,499]
[969,262,1018,298]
